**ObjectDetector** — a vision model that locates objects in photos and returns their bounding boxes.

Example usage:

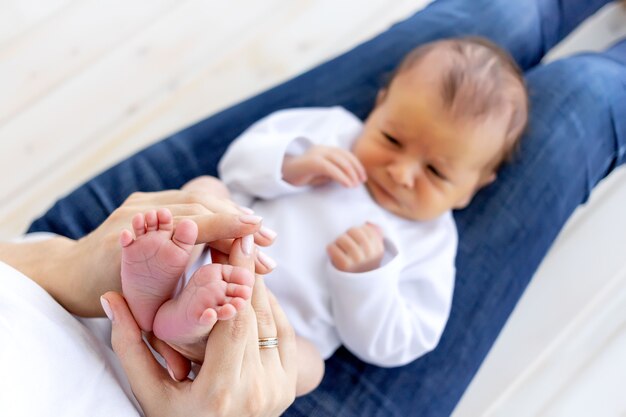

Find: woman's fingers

[188,213,262,244]
[227,238,282,368]
[241,259,282,370]
[267,290,297,380]
[228,236,255,274]
[144,332,191,381]
[199,295,252,383]
[127,190,243,215]
[103,292,171,412]
[250,275,278,343]
[254,227,276,247]
[196,241,255,386]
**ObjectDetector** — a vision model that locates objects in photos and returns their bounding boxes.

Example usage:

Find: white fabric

[218,107,457,366]
[0,236,141,417]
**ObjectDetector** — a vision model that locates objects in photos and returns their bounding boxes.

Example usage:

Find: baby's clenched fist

[327,222,384,273]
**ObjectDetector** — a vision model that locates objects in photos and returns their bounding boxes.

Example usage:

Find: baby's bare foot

[120,208,197,331]
[153,263,254,363]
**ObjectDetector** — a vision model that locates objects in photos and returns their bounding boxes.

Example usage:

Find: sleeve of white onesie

[327,214,458,367]
[218,107,363,199]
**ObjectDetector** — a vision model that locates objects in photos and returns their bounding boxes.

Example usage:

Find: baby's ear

[479,172,497,188]
[453,193,473,209]
[375,89,388,106]
[454,172,497,209]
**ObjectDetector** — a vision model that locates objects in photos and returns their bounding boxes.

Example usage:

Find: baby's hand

[282,145,367,188]
[327,222,384,273]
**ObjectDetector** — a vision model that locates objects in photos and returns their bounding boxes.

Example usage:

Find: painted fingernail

[239,214,263,225]
[100,296,114,322]
[166,364,179,382]
[257,251,277,270]
[259,226,277,240]
[242,234,254,255]
[238,206,255,215]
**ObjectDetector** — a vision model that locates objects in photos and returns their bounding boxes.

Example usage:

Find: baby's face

[352,66,509,221]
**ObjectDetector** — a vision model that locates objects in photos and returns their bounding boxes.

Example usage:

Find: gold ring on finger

[258,337,279,349]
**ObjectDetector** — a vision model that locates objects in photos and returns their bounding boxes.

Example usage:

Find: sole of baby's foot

[120,208,198,332]
[152,263,254,363]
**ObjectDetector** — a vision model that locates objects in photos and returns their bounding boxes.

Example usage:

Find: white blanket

[0,235,140,417]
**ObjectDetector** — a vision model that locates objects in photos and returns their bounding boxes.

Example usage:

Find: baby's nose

[389,163,419,188]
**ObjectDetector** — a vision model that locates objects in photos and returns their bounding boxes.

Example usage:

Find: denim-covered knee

[559,54,626,166]
[522,53,626,203]
[605,37,626,67]
[537,0,613,54]
[550,53,625,97]
[388,0,544,69]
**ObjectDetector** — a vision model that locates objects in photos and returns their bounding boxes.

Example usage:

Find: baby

[119,37,528,394]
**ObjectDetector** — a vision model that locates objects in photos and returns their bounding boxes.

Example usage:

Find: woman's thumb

[229,235,255,271]
[101,292,167,406]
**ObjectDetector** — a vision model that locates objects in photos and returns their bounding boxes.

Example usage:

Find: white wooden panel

[0,0,181,125]
[0,0,74,46]
[541,330,626,417]
[544,3,626,62]
[0,0,285,212]
[486,265,626,417]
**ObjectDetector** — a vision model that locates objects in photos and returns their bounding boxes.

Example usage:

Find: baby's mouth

[369,177,399,207]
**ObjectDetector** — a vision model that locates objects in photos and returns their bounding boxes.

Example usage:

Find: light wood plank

[485,267,626,416]
[0,0,75,46]
[540,330,626,416]
[0,0,183,125]
[0,0,285,209]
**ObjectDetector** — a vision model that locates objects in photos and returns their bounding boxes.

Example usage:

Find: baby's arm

[218,107,364,198]
[326,221,457,367]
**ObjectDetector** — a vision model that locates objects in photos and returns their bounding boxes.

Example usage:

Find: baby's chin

[365,180,446,221]
[385,201,446,222]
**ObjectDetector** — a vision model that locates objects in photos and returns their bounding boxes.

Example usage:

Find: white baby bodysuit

[218,107,457,366]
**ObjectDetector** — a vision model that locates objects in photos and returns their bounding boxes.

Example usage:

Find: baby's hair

[388,36,529,169]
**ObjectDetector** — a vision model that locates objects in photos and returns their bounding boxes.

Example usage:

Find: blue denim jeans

[29,0,626,415]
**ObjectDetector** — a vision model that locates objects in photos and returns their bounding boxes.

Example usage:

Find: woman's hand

[66,190,276,316]
[102,237,297,417]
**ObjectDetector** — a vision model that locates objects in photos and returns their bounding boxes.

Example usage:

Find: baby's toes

[228,297,247,312]
[145,210,159,232]
[226,282,252,300]
[119,229,134,248]
[172,219,198,252]
[224,265,255,287]
[132,213,146,237]
[199,308,218,326]
[215,304,237,320]
[156,208,174,232]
